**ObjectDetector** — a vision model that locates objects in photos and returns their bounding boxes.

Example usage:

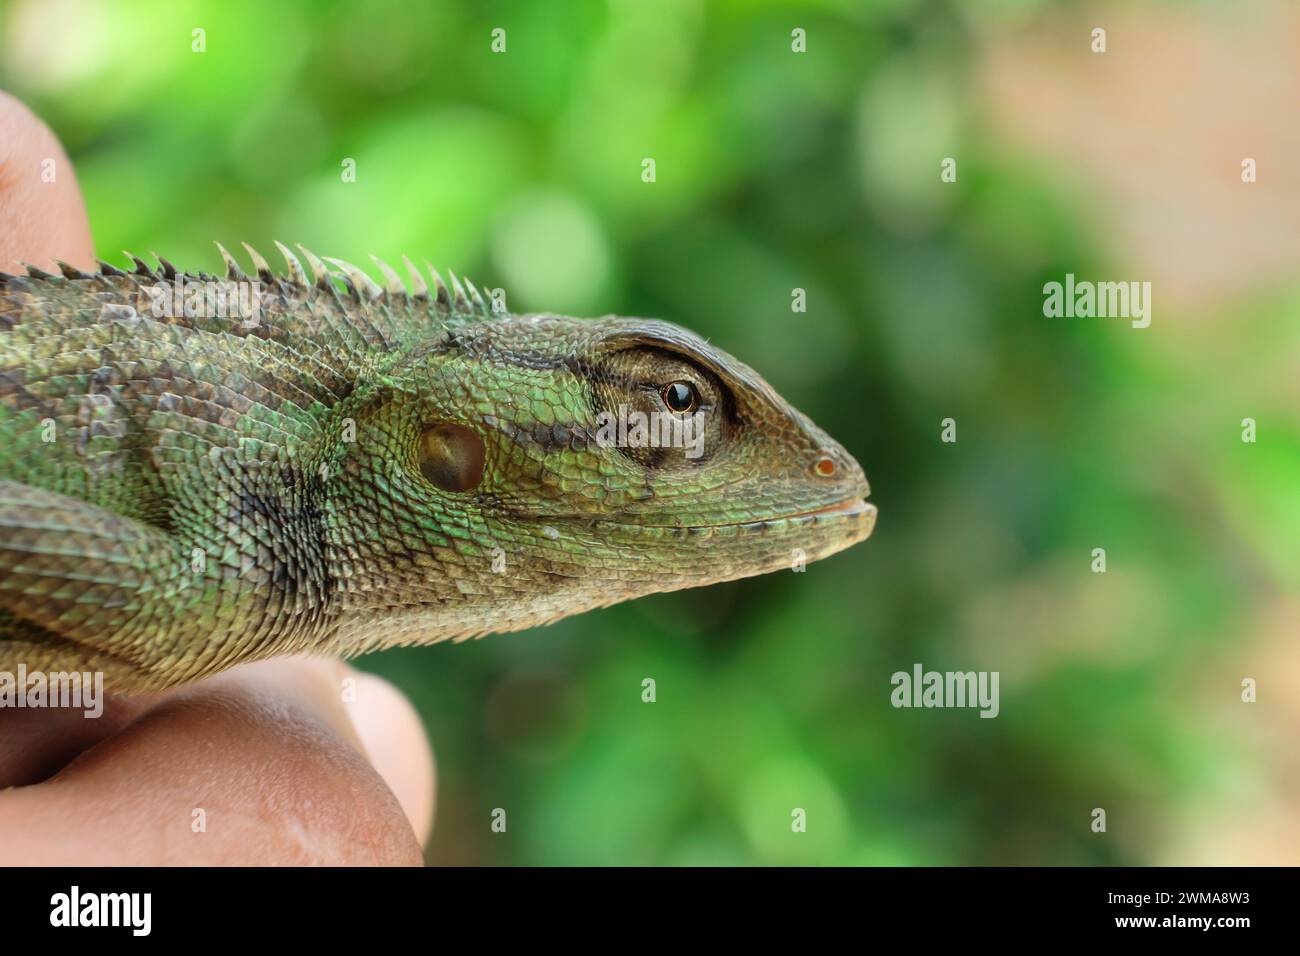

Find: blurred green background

[3,0,1297,865]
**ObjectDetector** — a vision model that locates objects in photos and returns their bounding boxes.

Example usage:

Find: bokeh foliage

[3,0,1295,865]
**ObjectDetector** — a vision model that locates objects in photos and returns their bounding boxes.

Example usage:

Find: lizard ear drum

[418,423,485,493]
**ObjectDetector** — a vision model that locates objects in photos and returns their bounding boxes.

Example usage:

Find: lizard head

[339,311,875,642]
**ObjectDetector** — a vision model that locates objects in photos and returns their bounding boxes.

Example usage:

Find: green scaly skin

[0,244,876,693]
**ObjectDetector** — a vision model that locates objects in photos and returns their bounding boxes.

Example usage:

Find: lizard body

[0,245,875,692]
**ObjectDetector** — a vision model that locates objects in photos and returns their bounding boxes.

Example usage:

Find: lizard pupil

[661,381,697,413]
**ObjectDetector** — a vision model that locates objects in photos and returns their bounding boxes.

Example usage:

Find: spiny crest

[1,243,497,318]
[216,242,495,317]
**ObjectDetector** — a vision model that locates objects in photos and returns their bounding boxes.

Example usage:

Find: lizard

[0,243,876,693]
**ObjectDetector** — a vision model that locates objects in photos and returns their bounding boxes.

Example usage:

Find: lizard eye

[418,423,485,493]
[660,381,698,414]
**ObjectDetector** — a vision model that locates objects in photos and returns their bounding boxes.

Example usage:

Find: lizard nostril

[812,454,836,478]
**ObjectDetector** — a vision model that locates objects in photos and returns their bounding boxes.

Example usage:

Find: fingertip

[343,671,436,848]
[0,89,96,272]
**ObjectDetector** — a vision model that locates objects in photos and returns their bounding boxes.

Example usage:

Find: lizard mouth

[752,496,878,537]
[786,498,875,520]
[596,496,877,533]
